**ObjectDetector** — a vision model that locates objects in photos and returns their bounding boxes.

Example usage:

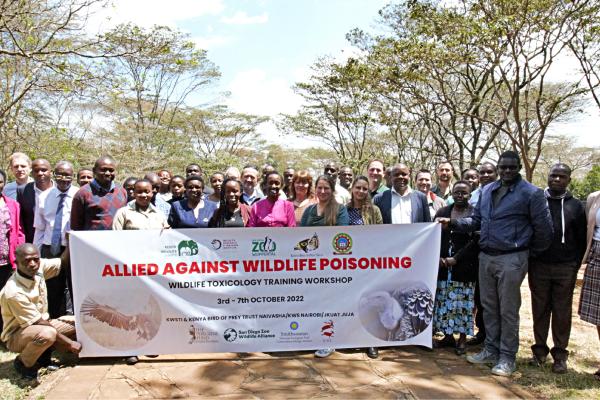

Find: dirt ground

[1,278,599,399]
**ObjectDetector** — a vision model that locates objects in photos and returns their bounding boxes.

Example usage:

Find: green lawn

[0,347,34,400]
[513,281,600,399]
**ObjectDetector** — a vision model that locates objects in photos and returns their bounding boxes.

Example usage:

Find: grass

[513,279,600,399]
[0,346,35,400]
[0,278,599,399]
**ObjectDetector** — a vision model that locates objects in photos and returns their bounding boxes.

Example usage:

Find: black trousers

[40,245,73,318]
[528,259,579,360]
[474,274,486,337]
[0,263,13,333]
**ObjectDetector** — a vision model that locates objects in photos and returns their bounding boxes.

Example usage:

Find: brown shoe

[552,359,567,374]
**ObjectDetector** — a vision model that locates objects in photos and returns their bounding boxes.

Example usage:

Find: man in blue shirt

[438,151,552,377]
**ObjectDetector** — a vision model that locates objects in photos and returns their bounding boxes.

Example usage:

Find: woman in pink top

[0,168,25,332]
[248,172,296,227]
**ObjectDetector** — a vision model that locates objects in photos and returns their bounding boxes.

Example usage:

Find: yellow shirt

[0,258,61,342]
[112,202,169,230]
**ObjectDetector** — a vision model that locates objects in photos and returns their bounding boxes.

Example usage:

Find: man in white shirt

[373,163,431,224]
[33,161,77,318]
[17,159,54,244]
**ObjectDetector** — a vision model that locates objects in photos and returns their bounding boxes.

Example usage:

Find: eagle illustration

[294,233,319,253]
[391,284,434,341]
[80,298,159,341]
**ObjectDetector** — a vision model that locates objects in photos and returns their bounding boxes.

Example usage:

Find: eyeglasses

[498,165,519,171]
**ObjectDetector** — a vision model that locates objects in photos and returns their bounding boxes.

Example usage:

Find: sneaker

[315,348,335,358]
[125,356,139,365]
[466,349,499,365]
[13,356,39,380]
[491,360,516,377]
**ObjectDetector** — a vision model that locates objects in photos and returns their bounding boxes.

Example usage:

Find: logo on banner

[224,328,238,342]
[188,324,218,344]
[294,233,319,253]
[321,320,335,337]
[277,321,311,344]
[210,238,239,251]
[332,233,352,255]
[178,240,199,256]
[251,236,277,256]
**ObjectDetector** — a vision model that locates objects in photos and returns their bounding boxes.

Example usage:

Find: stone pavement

[30,347,534,399]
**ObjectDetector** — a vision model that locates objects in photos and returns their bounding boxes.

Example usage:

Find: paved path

[30,347,534,399]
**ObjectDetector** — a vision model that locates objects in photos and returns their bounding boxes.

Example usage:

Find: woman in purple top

[248,172,296,227]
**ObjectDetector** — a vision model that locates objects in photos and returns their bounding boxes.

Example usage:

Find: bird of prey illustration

[391,284,434,341]
[360,291,403,341]
[294,233,319,253]
[80,298,159,341]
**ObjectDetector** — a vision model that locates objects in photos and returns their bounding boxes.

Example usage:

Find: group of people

[0,150,599,383]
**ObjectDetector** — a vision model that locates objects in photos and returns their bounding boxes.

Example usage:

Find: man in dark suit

[17,159,54,244]
[373,163,431,224]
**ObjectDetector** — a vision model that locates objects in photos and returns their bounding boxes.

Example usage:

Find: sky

[88,0,599,149]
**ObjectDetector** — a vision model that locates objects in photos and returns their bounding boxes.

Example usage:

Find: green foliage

[571,165,600,201]
[285,0,595,179]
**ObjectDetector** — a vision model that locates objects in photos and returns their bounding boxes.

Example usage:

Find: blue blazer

[373,189,431,224]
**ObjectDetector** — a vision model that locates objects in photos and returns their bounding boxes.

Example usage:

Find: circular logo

[332,233,353,254]
[211,239,222,250]
[223,328,238,342]
[290,321,299,330]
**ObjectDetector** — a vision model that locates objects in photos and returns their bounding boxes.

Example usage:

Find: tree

[351,1,506,172]
[571,165,600,201]
[532,134,599,186]
[568,1,600,110]
[474,0,590,180]
[0,0,122,159]
[342,0,590,179]
[94,24,221,173]
[280,57,384,171]
[179,105,268,162]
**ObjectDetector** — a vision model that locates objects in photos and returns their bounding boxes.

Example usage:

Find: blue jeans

[479,250,529,363]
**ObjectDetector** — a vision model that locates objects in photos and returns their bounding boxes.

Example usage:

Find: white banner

[70,223,440,357]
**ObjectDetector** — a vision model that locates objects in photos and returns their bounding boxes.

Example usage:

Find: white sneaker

[315,348,335,358]
[491,360,516,377]
[466,348,498,365]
